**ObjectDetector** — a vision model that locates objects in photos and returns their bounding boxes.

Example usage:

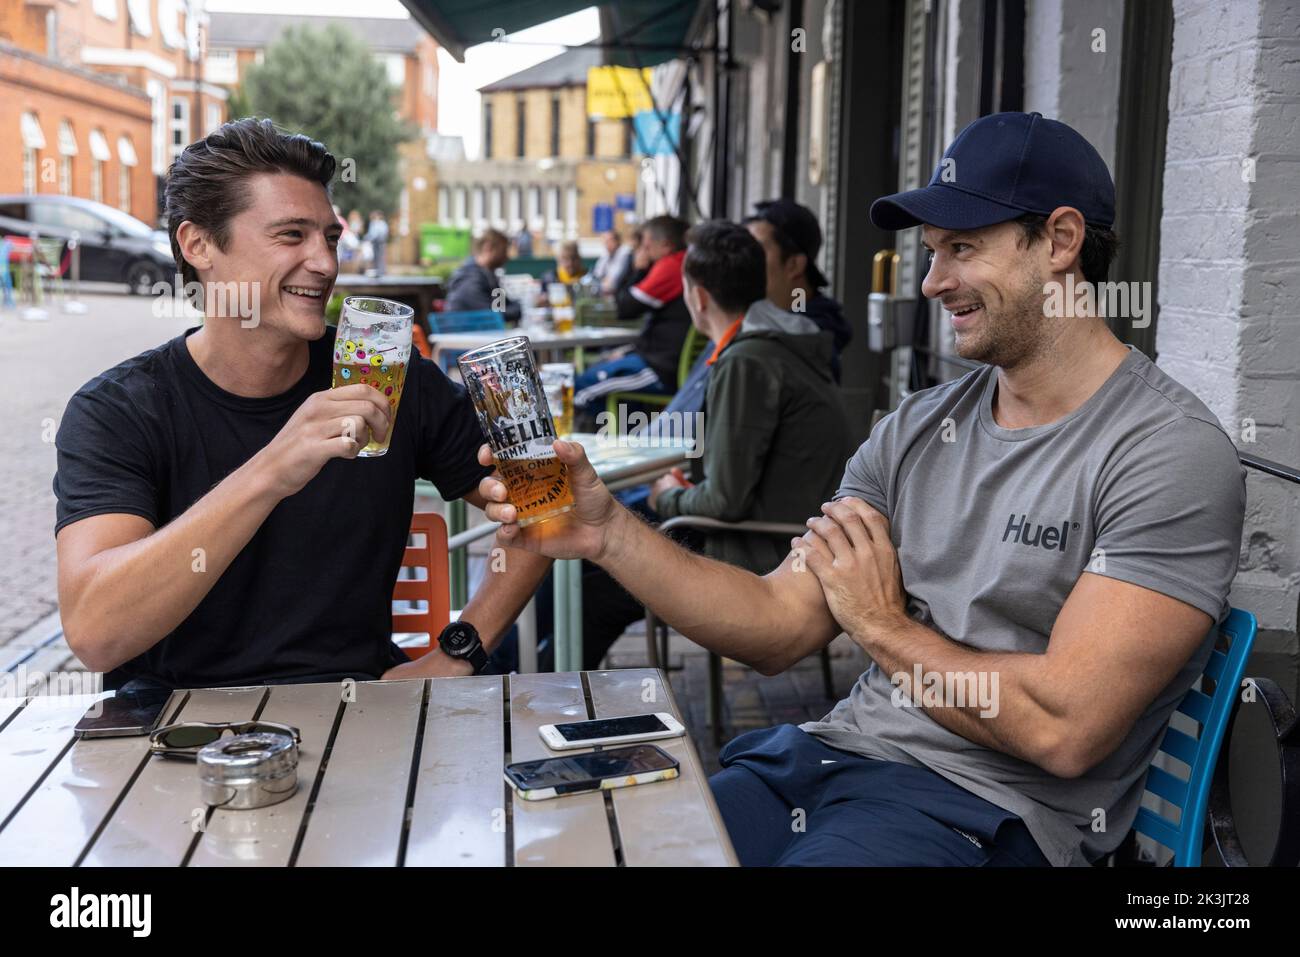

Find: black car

[0,194,175,295]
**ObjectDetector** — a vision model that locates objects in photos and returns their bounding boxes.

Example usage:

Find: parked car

[0,194,174,295]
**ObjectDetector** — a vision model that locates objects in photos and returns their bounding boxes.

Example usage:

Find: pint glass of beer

[459,336,575,526]
[330,296,414,457]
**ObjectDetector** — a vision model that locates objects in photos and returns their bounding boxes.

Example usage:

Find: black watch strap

[465,642,490,675]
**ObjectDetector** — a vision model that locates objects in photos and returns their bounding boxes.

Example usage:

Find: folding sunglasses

[149,720,302,759]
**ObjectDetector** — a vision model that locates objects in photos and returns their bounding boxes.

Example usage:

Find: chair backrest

[391,511,451,659]
[678,324,709,387]
[1132,607,1257,866]
[428,310,506,334]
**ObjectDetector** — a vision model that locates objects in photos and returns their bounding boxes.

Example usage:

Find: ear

[1043,207,1087,278]
[175,221,213,275]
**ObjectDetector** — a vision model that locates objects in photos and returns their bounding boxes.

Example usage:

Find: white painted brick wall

[1158,0,1300,631]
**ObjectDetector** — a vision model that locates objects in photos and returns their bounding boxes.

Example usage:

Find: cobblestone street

[0,294,191,652]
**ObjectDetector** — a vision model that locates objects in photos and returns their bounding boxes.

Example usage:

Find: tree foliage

[232,24,416,216]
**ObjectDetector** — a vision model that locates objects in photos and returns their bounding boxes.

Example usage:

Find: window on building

[490,186,503,228]
[546,186,560,240]
[384,55,406,87]
[509,185,522,231]
[472,186,485,228]
[550,95,561,157]
[170,97,190,162]
[158,0,184,49]
[147,79,166,174]
[126,0,151,38]
[57,120,77,195]
[565,186,578,240]
[527,185,541,230]
[93,0,118,20]
[587,117,597,157]
[204,48,237,84]
[117,135,138,213]
[624,117,635,157]
[516,96,526,158]
[90,128,111,205]
[205,102,221,135]
[20,112,45,195]
[483,101,493,160]
[455,186,468,226]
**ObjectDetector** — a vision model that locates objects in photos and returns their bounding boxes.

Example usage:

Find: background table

[0,669,735,866]
[429,326,639,372]
[334,274,444,329]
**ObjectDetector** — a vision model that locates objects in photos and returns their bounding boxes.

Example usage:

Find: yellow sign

[586,66,654,119]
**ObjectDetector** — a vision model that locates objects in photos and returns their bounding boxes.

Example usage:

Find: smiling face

[202,172,341,343]
[920,221,1048,368]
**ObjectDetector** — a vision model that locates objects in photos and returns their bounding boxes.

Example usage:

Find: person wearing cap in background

[743,199,852,382]
[474,111,1245,866]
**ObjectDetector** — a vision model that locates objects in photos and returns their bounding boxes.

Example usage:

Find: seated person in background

[541,240,588,287]
[743,199,852,382]
[541,220,850,671]
[444,228,522,322]
[591,229,633,295]
[573,215,691,424]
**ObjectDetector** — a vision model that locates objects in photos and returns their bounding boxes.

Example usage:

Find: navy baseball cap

[870,111,1115,232]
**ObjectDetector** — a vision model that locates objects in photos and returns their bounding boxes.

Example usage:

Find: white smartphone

[538,712,686,751]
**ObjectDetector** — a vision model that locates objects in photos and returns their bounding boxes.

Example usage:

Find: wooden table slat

[587,669,737,866]
[508,672,616,867]
[293,679,424,867]
[0,692,179,866]
[405,675,507,866]
[187,682,343,868]
[80,688,265,867]
[0,693,108,830]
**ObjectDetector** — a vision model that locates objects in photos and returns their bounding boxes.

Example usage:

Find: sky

[204,0,601,160]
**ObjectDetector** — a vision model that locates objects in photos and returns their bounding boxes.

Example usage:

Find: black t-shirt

[53,328,492,689]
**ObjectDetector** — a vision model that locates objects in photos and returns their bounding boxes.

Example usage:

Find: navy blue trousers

[709,724,1050,866]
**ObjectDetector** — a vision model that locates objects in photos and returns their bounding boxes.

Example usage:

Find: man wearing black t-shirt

[53,118,552,690]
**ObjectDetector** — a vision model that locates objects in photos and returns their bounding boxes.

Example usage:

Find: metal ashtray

[197,732,299,810]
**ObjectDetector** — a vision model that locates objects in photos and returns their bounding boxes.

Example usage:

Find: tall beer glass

[459,336,574,526]
[331,296,414,457]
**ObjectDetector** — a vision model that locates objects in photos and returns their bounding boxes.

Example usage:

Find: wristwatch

[437,621,489,675]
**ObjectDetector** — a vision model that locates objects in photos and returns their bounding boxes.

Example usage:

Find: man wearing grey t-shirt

[474,112,1246,866]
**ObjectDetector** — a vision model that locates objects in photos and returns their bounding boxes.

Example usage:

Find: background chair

[605,325,709,423]
[392,511,451,659]
[644,515,836,745]
[428,310,507,371]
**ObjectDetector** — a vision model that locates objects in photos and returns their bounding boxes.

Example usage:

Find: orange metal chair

[392,511,451,659]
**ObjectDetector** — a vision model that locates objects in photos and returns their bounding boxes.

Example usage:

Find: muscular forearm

[62,452,286,672]
[599,506,810,673]
[855,616,1067,774]
[458,545,553,652]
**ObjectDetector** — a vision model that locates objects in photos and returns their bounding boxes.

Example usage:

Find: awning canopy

[89,129,112,162]
[399,0,700,65]
[117,135,139,167]
[58,121,79,157]
[21,112,46,150]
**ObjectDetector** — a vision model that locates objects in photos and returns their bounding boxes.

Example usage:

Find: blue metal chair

[1130,607,1258,866]
[428,310,507,371]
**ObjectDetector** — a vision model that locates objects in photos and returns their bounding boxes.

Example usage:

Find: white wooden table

[0,669,735,866]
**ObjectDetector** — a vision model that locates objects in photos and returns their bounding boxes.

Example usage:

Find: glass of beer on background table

[540,362,575,437]
[459,336,574,526]
[330,296,414,457]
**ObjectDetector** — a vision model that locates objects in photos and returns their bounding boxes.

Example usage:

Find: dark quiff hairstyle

[683,220,768,315]
[164,117,336,288]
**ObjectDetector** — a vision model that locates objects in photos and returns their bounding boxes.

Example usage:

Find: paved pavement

[0,293,191,650]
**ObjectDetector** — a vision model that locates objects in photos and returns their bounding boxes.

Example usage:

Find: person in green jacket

[648,220,852,575]
[537,221,848,671]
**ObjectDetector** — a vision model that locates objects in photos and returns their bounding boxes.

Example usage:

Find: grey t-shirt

[800,346,1245,866]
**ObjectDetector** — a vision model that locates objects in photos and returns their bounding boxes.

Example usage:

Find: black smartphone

[504,744,680,800]
[73,688,174,739]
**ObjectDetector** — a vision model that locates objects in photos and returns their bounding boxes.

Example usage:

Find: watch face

[442,623,476,655]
